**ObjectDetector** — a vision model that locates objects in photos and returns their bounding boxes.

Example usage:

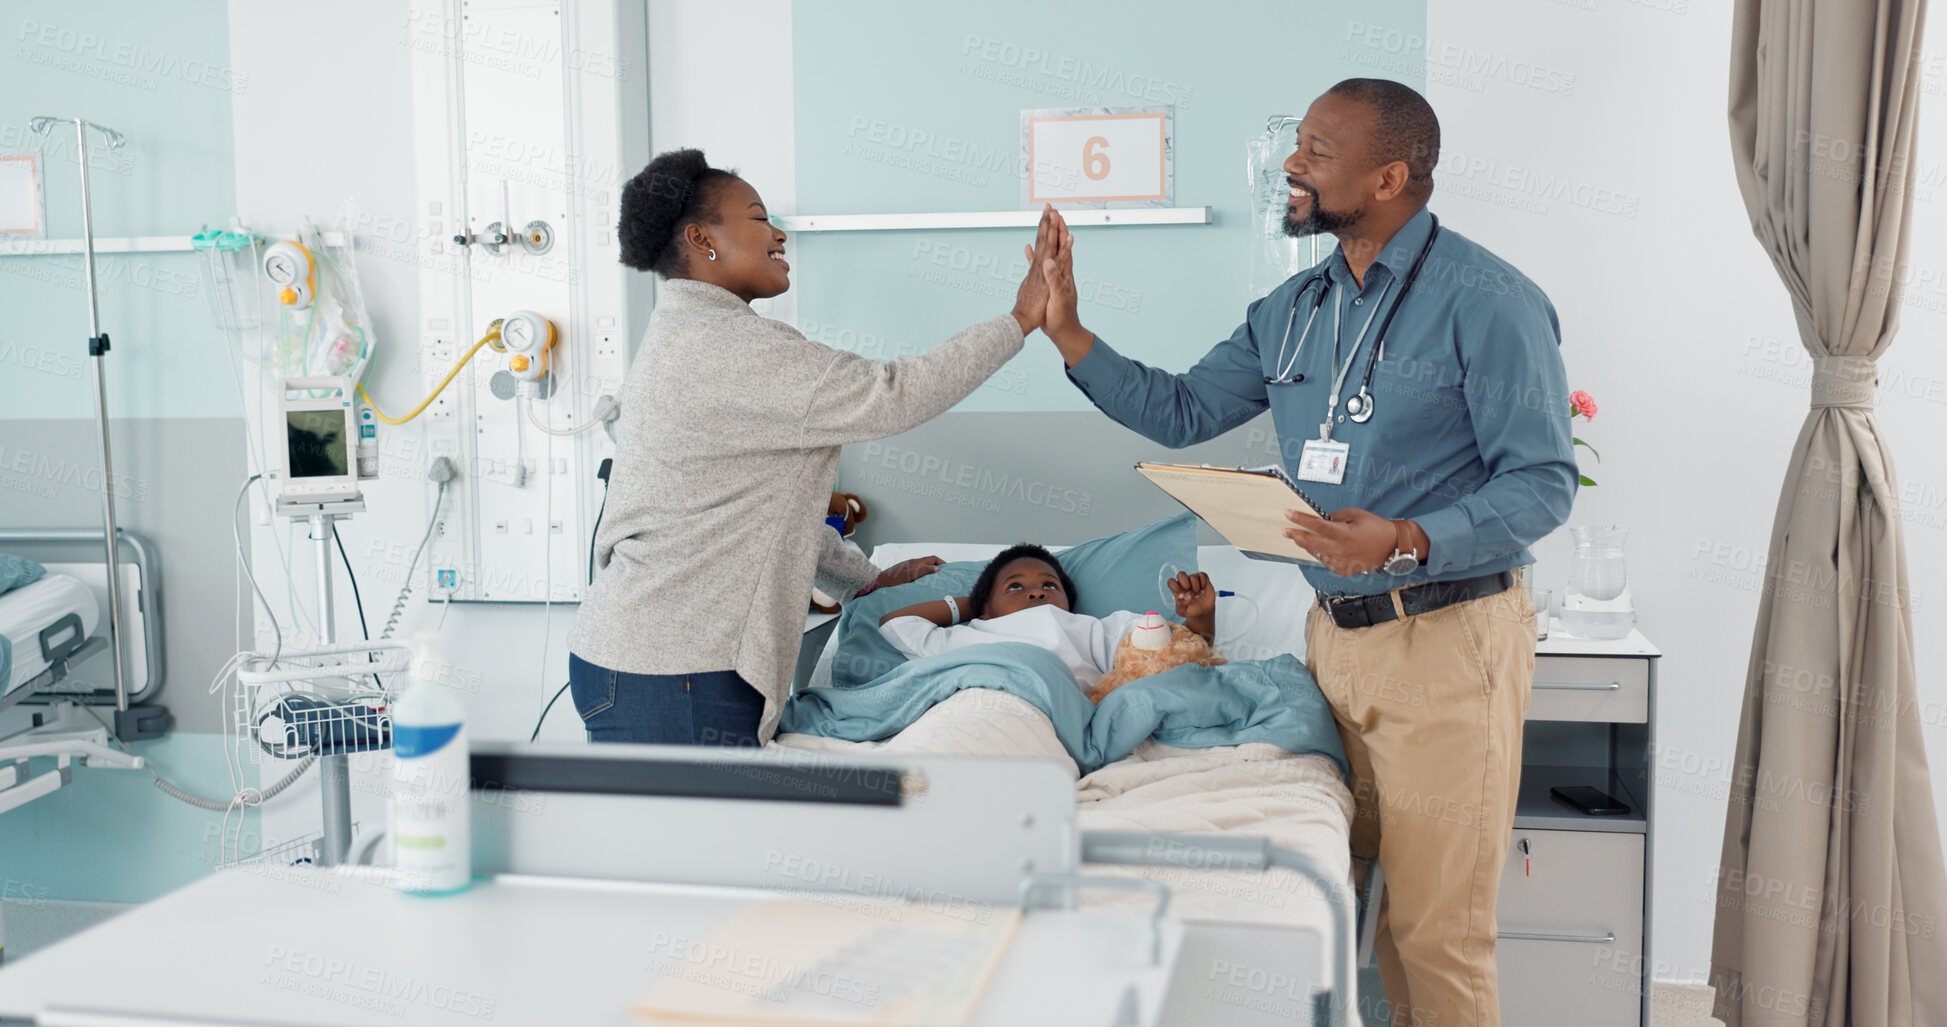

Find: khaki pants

[1305,583,1536,1027]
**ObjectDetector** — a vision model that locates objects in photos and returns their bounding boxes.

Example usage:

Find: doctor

[1039,80,1575,1027]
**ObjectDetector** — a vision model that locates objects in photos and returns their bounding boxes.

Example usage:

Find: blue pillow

[0,553,46,596]
[822,512,1198,688]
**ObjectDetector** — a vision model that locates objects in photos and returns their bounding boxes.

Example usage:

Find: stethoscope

[1263,215,1442,430]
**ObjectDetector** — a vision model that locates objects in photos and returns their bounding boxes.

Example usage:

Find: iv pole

[29,116,132,713]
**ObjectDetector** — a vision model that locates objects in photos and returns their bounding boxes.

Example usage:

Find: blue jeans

[567,654,765,747]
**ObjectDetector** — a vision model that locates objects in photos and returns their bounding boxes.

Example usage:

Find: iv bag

[1247,120,1317,302]
[266,209,378,386]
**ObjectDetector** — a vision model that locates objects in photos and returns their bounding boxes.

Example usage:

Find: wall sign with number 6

[1021,106,1172,207]
[1083,136,1111,180]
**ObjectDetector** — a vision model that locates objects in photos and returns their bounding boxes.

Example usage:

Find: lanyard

[1321,278,1392,442]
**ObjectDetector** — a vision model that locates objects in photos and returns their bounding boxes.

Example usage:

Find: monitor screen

[286,409,349,479]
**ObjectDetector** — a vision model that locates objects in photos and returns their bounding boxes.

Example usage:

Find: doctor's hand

[1284,507,1420,578]
[1010,206,1061,335]
[874,556,945,590]
[1038,211,1093,367]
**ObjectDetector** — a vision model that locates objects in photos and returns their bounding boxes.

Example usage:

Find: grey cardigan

[566,278,1024,740]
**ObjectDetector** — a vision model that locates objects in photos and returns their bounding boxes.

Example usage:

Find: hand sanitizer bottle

[389,646,470,894]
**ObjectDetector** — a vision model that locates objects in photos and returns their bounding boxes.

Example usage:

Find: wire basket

[234,642,411,766]
[223,829,325,870]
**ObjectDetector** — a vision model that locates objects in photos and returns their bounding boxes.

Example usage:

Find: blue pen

[1218,590,1235,598]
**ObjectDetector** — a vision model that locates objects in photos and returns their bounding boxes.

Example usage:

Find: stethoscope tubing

[1265,215,1443,410]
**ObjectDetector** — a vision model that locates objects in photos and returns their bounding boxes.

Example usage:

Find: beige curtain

[1713,1,1947,1024]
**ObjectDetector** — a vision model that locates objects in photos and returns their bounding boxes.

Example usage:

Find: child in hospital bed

[876,544,1216,696]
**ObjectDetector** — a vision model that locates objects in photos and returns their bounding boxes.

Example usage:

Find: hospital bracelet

[944,596,961,625]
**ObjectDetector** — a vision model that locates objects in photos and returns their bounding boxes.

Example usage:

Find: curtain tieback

[1810,355,1877,409]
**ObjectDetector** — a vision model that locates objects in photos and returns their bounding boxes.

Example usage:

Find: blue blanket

[781,642,1348,779]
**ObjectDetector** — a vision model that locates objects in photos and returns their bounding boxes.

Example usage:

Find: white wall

[647,0,796,323]
[1425,0,1947,985]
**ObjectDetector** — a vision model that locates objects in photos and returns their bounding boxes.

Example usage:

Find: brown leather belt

[1317,571,1516,629]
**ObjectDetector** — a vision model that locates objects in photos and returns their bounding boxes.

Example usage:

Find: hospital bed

[0,741,1352,1025]
[0,529,167,815]
[779,541,1362,1025]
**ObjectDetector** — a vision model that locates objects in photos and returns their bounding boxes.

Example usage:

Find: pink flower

[1570,390,1598,420]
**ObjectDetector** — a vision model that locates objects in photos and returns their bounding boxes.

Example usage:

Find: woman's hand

[1168,571,1217,640]
[1011,205,1061,335]
[1038,212,1091,366]
[875,556,945,589]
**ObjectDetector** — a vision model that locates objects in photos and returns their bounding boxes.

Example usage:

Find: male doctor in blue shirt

[1039,79,1576,1027]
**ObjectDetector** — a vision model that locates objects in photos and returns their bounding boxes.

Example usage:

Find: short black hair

[969,544,1079,619]
[1325,78,1440,200]
[618,148,741,277]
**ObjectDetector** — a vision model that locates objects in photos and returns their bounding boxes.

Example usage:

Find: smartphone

[1550,785,1630,816]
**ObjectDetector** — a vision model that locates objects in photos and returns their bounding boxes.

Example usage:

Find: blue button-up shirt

[1065,206,1577,596]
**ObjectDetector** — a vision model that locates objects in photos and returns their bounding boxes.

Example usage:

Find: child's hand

[1168,571,1216,623]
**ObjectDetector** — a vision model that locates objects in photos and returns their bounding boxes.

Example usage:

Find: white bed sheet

[1,573,100,694]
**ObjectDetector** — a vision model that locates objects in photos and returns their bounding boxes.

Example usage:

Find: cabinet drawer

[1527,656,1649,723]
[1497,830,1644,1027]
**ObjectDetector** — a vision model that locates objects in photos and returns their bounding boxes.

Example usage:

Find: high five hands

[1031,208,1094,367]
[1009,205,1067,336]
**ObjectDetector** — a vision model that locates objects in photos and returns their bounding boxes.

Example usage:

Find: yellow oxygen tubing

[358,319,504,425]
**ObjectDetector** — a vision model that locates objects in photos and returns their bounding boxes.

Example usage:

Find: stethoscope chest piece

[1347,390,1375,423]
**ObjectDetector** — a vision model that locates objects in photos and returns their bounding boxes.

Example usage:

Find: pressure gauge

[502,312,537,352]
[263,241,314,308]
[501,310,554,382]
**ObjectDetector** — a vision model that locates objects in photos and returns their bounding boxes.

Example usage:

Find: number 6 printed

[1083,136,1111,180]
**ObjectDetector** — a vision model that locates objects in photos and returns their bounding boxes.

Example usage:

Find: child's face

[983,558,1072,619]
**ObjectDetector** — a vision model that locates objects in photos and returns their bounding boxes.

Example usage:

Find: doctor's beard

[1283,196,1364,239]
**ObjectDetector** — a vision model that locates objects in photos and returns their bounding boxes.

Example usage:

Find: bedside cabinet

[1498,626,1660,1027]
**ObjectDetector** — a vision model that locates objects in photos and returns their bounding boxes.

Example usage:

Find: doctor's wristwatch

[1380,521,1421,576]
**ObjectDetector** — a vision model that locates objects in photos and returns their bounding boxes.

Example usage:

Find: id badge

[1297,438,1350,484]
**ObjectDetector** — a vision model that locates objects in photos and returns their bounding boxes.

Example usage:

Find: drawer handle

[1533,680,1622,692]
[1498,930,1616,945]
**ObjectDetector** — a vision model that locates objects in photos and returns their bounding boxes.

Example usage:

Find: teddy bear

[1086,620,1228,705]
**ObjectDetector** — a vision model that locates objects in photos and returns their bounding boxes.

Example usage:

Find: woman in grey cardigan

[565,148,1067,747]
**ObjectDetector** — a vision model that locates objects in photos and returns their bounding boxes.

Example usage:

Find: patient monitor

[275,376,360,503]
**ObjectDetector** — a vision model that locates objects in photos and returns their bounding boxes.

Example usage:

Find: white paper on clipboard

[1135,462,1329,565]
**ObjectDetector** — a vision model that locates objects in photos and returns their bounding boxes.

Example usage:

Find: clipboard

[1135,462,1331,565]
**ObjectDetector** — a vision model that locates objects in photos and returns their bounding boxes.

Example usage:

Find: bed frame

[0,527,167,735]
